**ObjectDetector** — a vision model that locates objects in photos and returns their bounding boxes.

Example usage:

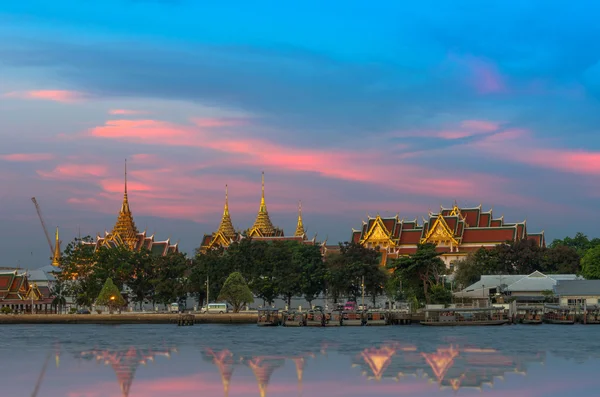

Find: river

[2,324,599,396]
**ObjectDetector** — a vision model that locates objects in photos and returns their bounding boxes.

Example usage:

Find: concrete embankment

[0,313,257,325]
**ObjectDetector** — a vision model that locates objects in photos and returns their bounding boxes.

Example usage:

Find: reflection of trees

[78,346,177,397]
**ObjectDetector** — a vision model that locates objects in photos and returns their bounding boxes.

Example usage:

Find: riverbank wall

[0,313,257,325]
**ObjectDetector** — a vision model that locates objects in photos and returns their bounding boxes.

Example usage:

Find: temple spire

[110,159,139,249]
[51,226,61,267]
[294,201,305,238]
[216,185,236,239]
[248,172,276,237]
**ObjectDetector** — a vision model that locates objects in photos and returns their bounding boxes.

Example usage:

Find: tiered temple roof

[201,173,318,252]
[85,161,178,255]
[0,270,50,306]
[352,203,545,266]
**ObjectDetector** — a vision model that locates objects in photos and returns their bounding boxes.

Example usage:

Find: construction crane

[31,197,54,256]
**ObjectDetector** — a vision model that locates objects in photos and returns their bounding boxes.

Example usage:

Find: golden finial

[110,158,139,249]
[51,226,61,267]
[294,201,305,238]
[260,171,266,211]
[216,185,236,239]
[247,172,277,237]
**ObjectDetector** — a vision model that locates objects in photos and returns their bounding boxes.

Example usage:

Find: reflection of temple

[83,161,178,255]
[200,173,321,252]
[79,346,177,397]
[204,349,235,397]
[243,356,286,397]
[354,343,546,391]
[352,203,545,267]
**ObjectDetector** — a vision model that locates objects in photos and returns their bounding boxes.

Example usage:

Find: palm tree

[51,280,67,314]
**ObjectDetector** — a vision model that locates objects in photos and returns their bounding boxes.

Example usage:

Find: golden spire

[110,159,139,249]
[294,201,305,237]
[51,226,61,267]
[216,185,236,239]
[248,172,275,236]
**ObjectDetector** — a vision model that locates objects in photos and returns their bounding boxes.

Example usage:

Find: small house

[554,280,600,307]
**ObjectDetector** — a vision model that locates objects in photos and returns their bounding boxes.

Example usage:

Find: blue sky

[1,1,600,266]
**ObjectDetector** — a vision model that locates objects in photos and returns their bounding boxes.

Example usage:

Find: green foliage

[429,284,453,305]
[550,232,600,257]
[217,272,254,312]
[50,279,67,313]
[384,275,404,302]
[152,252,190,306]
[581,245,600,279]
[325,242,387,303]
[95,278,125,310]
[388,243,445,304]
[1,306,12,314]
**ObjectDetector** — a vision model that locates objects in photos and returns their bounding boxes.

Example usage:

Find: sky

[2,1,600,267]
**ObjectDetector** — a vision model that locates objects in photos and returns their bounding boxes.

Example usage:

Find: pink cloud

[108,109,149,115]
[4,90,85,103]
[0,153,54,162]
[447,54,507,95]
[392,119,501,140]
[191,117,251,127]
[37,164,109,180]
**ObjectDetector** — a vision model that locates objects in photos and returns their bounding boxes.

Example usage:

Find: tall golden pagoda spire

[216,185,236,239]
[110,159,139,249]
[248,172,276,237]
[294,201,305,237]
[51,226,61,267]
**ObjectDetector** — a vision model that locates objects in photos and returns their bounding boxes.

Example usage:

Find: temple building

[84,161,178,255]
[0,270,54,313]
[200,173,318,252]
[352,203,545,268]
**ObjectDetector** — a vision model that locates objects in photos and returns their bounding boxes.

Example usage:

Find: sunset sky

[2,1,600,266]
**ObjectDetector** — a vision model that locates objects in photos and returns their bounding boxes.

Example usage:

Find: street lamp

[30,284,34,315]
[110,296,115,314]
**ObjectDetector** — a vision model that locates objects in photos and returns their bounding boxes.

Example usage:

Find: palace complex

[352,203,545,267]
[200,173,319,252]
[83,162,178,255]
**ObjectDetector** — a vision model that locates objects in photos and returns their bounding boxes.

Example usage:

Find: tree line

[56,232,600,310]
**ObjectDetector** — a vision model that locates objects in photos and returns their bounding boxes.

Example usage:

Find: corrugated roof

[507,273,579,292]
[555,280,600,296]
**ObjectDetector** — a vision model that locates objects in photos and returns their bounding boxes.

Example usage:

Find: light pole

[110,295,115,314]
[205,276,209,308]
[30,284,34,314]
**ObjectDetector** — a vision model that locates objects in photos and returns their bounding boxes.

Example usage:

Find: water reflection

[7,325,600,397]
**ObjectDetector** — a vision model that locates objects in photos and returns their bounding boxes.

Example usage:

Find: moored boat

[517,306,543,324]
[342,310,365,326]
[584,306,600,324]
[324,310,342,326]
[364,310,388,326]
[421,307,509,326]
[282,310,307,327]
[257,308,280,326]
[306,309,326,327]
[542,305,575,324]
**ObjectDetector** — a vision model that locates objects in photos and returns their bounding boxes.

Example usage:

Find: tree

[50,279,68,314]
[127,249,157,310]
[550,232,600,257]
[384,275,404,303]
[542,245,581,274]
[272,241,302,308]
[453,249,492,290]
[297,244,327,307]
[58,236,101,308]
[96,278,125,313]
[429,284,453,305]
[217,272,254,313]
[388,243,445,304]
[153,252,190,307]
[581,245,600,279]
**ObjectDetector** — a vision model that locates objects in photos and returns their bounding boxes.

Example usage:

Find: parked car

[76,309,91,315]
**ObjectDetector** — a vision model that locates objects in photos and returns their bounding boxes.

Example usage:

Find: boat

[516,306,543,324]
[542,305,575,324]
[282,310,306,327]
[421,307,510,326]
[306,309,326,327]
[324,310,342,326]
[342,310,365,326]
[584,306,600,324]
[364,310,388,326]
[257,308,280,326]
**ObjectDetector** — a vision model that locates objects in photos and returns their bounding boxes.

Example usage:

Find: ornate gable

[421,214,459,245]
[360,216,395,247]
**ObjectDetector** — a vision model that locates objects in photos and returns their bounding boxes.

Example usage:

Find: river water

[2,324,599,397]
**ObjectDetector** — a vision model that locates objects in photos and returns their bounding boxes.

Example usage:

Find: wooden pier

[176,314,195,326]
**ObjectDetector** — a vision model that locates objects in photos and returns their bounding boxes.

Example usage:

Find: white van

[203,303,229,314]
[170,302,180,313]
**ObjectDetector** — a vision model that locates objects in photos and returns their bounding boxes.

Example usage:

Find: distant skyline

[2,1,600,267]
